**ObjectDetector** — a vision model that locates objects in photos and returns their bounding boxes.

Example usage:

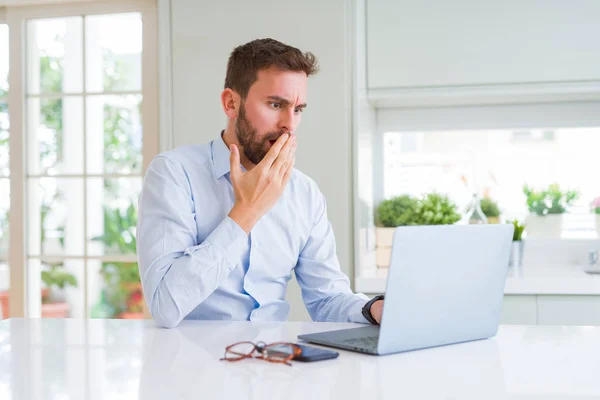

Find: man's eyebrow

[267,96,307,108]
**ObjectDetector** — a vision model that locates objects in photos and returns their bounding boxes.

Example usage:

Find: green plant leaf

[413,193,461,225]
[480,198,501,218]
[374,195,418,227]
[41,264,78,291]
[508,219,525,241]
[523,183,580,215]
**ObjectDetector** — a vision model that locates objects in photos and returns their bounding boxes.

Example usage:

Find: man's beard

[235,102,285,165]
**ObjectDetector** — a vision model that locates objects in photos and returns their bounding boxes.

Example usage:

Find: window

[354,101,600,290]
[0,23,9,319]
[383,127,600,238]
[4,1,158,319]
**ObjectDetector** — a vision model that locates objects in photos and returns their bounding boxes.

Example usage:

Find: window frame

[354,100,600,292]
[0,10,7,317]
[6,0,158,318]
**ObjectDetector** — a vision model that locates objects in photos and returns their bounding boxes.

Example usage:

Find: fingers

[259,133,289,168]
[229,144,242,184]
[272,135,296,177]
[282,155,295,186]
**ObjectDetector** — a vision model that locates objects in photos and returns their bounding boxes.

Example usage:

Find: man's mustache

[264,131,290,142]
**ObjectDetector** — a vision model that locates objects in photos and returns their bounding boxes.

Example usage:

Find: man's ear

[221,88,240,119]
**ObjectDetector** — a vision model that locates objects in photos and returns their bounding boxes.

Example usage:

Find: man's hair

[224,38,319,99]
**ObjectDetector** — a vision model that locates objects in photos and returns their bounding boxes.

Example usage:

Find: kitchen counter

[356,264,600,295]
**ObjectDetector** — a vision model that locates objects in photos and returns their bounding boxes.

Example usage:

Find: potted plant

[480,197,501,224]
[93,201,143,319]
[591,197,600,235]
[100,263,144,319]
[508,220,525,267]
[374,193,461,268]
[523,184,579,238]
[0,208,8,318]
[374,195,418,268]
[120,281,144,319]
[1,210,11,319]
[41,264,77,318]
[412,193,462,226]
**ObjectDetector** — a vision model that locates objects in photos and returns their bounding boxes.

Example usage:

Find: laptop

[298,224,514,356]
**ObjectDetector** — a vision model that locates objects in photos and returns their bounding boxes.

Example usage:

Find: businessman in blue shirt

[137,38,384,328]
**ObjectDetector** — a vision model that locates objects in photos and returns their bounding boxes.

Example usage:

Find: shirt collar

[212,131,232,180]
[212,131,248,180]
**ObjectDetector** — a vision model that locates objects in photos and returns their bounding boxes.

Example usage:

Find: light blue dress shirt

[137,133,370,328]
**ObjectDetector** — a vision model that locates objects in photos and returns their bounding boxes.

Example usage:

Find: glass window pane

[85,13,142,92]
[0,25,8,320]
[0,275,8,319]
[86,95,142,175]
[87,177,141,256]
[29,258,84,318]
[88,260,142,319]
[0,101,8,176]
[0,178,9,258]
[27,17,83,95]
[27,97,84,175]
[0,24,8,96]
[27,178,85,256]
[383,127,600,238]
[0,179,8,320]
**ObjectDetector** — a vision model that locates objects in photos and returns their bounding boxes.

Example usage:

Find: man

[137,38,384,328]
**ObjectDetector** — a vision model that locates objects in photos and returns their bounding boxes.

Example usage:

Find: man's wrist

[362,295,384,325]
[228,205,259,234]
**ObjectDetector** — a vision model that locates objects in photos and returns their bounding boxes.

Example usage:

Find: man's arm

[294,190,372,324]
[137,156,248,328]
[139,134,296,328]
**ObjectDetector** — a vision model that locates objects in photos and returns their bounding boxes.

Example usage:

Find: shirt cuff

[349,298,371,324]
[186,216,248,268]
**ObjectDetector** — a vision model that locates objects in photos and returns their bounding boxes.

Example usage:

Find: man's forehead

[251,67,307,99]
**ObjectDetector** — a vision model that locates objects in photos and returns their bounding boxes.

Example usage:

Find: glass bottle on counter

[465,193,488,224]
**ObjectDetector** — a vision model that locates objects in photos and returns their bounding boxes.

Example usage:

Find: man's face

[235,66,308,165]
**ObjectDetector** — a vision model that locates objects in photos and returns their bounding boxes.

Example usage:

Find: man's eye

[294,108,304,114]
[269,102,281,109]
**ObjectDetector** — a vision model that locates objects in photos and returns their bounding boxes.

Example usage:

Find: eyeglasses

[220,341,302,366]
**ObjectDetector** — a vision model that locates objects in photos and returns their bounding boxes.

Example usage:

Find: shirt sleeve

[294,189,370,324]
[137,156,247,328]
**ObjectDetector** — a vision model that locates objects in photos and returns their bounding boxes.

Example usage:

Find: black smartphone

[269,343,339,362]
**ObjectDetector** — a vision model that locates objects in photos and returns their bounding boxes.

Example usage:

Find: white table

[1,318,600,399]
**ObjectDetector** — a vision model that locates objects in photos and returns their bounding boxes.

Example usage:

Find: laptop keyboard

[340,336,379,349]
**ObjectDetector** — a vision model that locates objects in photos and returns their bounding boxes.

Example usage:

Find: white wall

[169,0,354,320]
[367,0,600,89]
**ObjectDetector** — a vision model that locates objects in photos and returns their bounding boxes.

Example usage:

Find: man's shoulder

[158,143,212,163]
[152,143,213,172]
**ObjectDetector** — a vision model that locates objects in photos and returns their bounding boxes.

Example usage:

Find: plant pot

[41,287,50,300]
[375,227,395,268]
[525,214,563,238]
[41,302,69,318]
[119,312,143,319]
[376,248,392,268]
[375,227,396,248]
[596,215,600,236]
[0,290,9,319]
[509,241,524,267]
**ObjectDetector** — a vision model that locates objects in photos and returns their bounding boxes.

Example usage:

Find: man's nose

[278,108,297,133]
